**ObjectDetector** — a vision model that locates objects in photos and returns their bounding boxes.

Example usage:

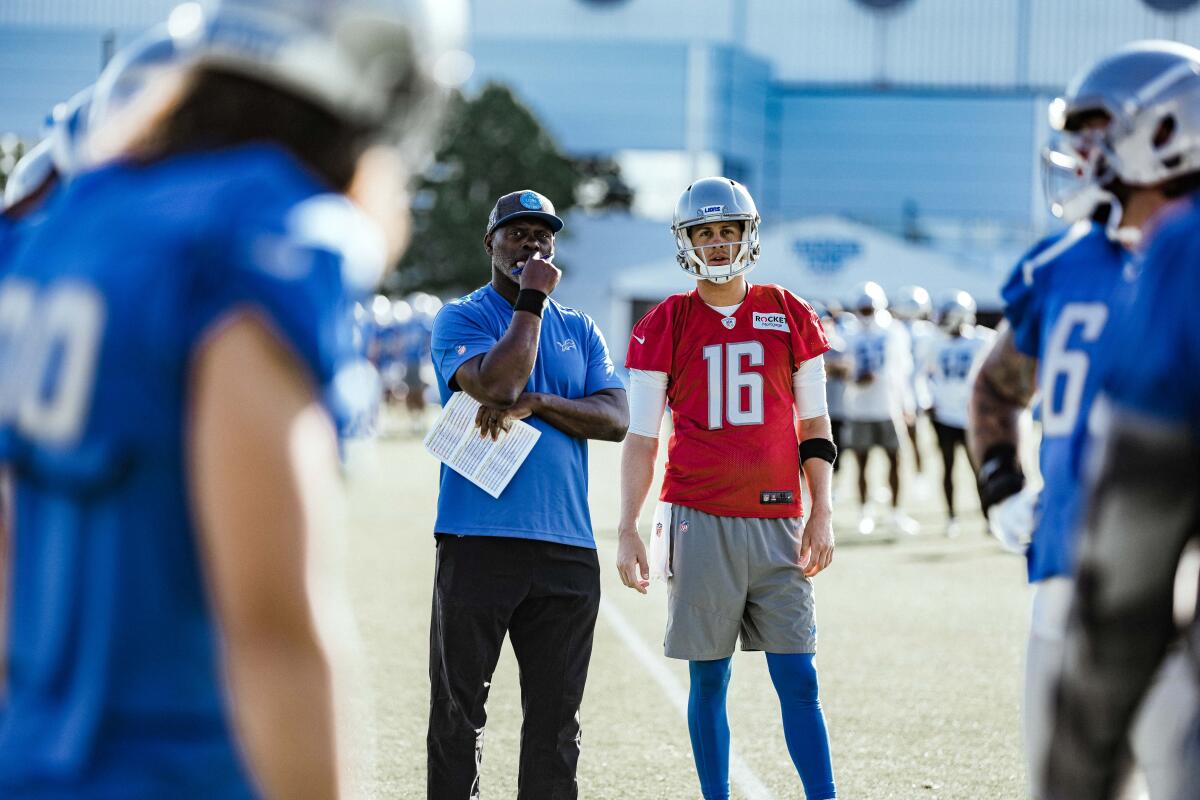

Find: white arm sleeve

[794,355,829,420]
[628,368,669,438]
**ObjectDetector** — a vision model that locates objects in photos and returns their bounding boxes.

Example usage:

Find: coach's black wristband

[977,443,1024,514]
[800,438,837,466]
[514,289,547,317]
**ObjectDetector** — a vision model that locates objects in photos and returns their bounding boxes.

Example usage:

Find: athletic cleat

[857,513,876,536]
[891,511,920,536]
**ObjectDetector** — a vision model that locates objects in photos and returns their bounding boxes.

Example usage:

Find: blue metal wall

[769,90,1039,229]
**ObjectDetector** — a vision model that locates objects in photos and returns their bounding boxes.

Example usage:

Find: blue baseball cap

[486,189,564,237]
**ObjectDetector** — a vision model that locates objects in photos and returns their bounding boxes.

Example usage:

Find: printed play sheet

[423,391,541,498]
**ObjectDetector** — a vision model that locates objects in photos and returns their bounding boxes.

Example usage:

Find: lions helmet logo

[519,191,542,210]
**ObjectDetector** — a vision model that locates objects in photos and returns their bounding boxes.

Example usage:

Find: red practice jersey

[626,283,830,518]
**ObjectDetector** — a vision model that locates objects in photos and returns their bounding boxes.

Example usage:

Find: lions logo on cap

[519,191,542,210]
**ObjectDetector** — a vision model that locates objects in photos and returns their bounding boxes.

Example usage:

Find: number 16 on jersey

[702,341,765,429]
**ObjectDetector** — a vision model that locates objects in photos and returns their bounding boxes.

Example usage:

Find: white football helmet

[671,176,761,284]
[165,0,469,164]
[936,290,976,333]
[892,285,931,321]
[851,281,888,314]
[1045,40,1200,221]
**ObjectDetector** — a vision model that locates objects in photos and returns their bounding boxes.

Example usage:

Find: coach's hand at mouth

[518,252,561,296]
[798,507,834,578]
[616,525,650,594]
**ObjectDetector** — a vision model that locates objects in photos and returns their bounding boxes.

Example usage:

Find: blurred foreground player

[969,40,1200,800]
[618,177,837,800]
[0,0,463,797]
[427,189,627,799]
[1046,164,1200,800]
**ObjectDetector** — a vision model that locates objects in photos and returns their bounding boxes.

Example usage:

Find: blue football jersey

[1096,198,1200,431]
[0,144,377,797]
[1002,221,1133,582]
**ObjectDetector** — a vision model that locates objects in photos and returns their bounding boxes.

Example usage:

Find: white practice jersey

[824,324,849,420]
[904,319,939,412]
[843,312,912,422]
[926,325,994,429]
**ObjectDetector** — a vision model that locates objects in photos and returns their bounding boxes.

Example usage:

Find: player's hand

[518,252,561,296]
[798,508,834,577]
[987,487,1038,555]
[616,527,650,594]
[474,393,541,441]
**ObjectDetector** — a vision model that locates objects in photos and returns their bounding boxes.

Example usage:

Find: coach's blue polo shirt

[431,283,624,548]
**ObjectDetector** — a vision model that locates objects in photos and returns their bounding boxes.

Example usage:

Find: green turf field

[344,425,1030,799]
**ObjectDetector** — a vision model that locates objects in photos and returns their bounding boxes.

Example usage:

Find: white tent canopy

[612,215,1006,310]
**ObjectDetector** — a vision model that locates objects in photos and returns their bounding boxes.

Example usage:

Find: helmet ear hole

[1154,114,1177,148]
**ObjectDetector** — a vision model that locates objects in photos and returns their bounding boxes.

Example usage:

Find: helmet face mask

[671,177,761,284]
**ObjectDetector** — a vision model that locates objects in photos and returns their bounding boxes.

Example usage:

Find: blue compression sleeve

[688,657,733,800]
[766,652,836,799]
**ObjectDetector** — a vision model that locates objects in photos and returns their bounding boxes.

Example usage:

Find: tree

[390,82,629,295]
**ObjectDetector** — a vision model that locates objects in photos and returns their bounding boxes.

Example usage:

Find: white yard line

[599,597,777,800]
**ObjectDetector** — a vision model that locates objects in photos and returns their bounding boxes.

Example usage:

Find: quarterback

[617,177,837,800]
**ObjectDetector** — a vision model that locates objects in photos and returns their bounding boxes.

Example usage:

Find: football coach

[426,189,629,798]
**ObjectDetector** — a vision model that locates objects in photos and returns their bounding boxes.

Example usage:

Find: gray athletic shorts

[844,418,901,452]
[665,505,817,661]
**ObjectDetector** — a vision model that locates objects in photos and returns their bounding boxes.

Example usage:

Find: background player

[842,282,918,535]
[891,285,937,475]
[617,177,837,800]
[968,40,1200,800]
[925,291,991,536]
[0,0,461,796]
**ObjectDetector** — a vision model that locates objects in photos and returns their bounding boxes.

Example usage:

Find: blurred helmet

[405,291,442,318]
[4,86,96,212]
[89,25,186,136]
[370,293,393,326]
[3,139,56,211]
[936,290,976,333]
[1044,40,1200,219]
[390,297,413,324]
[851,281,888,314]
[166,0,470,165]
[46,87,94,177]
[892,285,931,320]
[671,176,761,284]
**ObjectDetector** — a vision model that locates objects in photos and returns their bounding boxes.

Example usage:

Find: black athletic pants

[933,418,967,516]
[427,534,601,800]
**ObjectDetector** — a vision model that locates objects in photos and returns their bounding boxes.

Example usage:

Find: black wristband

[977,443,1025,513]
[514,289,547,317]
[800,438,837,466]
